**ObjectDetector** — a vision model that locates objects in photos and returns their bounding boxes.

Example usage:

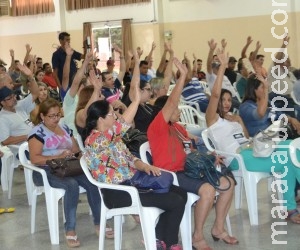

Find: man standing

[52,32,84,100]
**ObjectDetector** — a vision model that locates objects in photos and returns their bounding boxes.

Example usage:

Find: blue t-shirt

[239,100,271,137]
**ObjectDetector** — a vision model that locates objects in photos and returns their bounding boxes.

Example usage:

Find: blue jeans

[32,166,100,232]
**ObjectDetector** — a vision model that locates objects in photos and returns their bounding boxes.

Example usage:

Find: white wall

[162,0,300,23]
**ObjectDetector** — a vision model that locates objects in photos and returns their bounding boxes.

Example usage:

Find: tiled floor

[0,168,299,250]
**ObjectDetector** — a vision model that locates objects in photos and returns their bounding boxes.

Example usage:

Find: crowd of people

[1,31,300,250]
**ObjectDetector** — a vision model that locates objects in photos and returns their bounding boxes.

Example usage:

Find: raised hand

[137,47,143,58]
[18,63,33,77]
[88,69,102,90]
[283,34,290,45]
[221,39,227,49]
[113,44,123,54]
[193,53,197,60]
[127,49,133,59]
[151,41,156,50]
[25,44,32,54]
[174,57,188,76]
[9,49,14,57]
[216,48,229,66]
[255,41,261,50]
[208,39,217,50]
[85,51,93,61]
[246,36,253,45]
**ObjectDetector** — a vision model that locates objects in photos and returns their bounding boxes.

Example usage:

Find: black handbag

[184,151,232,191]
[122,128,148,155]
[46,157,83,178]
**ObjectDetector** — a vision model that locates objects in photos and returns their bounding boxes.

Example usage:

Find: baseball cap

[106,59,115,66]
[229,56,237,63]
[0,86,13,102]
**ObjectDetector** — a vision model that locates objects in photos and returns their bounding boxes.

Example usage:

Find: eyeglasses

[106,112,116,118]
[4,94,15,102]
[47,112,62,119]
[143,87,152,92]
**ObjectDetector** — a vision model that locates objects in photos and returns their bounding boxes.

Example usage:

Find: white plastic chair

[289,138,300,167]
[179,97,203,114]
[139,141,232,249]
[179,105,206,129]
[199,81,211,96]
[75,134,85,152]
[291,90,300,106]
[80,157,164,250]
[19,142,88,245]
[201,129,275,225]
[167,84,176,95]
[0,146,14,192]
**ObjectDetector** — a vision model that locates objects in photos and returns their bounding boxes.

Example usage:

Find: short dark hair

[139,60,148,67]
[42,63,50,71]
[243,74,263,103]
[58,32,70,41]
[36,57,42,63]
[256,54,264,60]
[237,61,244,73]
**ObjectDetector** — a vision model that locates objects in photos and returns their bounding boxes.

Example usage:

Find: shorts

[176,171,209,194]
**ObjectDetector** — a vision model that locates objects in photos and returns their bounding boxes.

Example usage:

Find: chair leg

[24,169,32,205]
[8,161,16,199]
[31,192,38,234]
[114,215,123,250]
[234,176,243,209]
[99,208,107,250]
[140,208,161,250]
[243,177,259,225]
[180,199,193,250]
[45,193,61,245]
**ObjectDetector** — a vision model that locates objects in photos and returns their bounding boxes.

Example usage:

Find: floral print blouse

[83,119,137,184]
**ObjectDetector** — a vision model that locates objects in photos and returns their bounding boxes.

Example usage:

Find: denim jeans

[32,166,100,232]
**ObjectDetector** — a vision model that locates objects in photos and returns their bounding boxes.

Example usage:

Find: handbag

[184,151,231,191]
[122,128,148,156]
[46,157,83,178]
[252,130,279,157]
[123,170,173,193]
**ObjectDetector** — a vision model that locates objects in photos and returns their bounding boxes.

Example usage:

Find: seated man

[0,65,39,146]
[101,45,125,103]
[224,56,237,84]
[182,77,209,113]
[139,60,152,82]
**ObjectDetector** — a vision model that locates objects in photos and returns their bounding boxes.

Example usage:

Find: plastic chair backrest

[179,105,206,128]
[289,137,300,168]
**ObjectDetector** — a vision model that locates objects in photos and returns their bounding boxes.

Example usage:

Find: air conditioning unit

[0,0,10,17]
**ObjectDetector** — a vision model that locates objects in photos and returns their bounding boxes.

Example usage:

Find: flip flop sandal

[286,209,300,224]
[105,227,114,239]
[0,207,15,214]
[65,235,80,248]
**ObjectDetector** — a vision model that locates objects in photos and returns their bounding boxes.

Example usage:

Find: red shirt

[43,74,58,89]
[147,111,188,172]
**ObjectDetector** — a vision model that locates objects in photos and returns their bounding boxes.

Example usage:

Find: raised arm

[18,63,39,102]
[241,36,253,59]
[145,42,156,64]
[184,52,193,82]
[122,52,141,124]
[250,41,261,63]
[162,44,174,90]
[8,49,15,73]
[23,44,32,65]
[205,48,228,127]
[256,75,269,118]
[206,39,217,74]
[275,35,290,62]
[114,44,126,83]
[68,51,93,98]
[157,42,168,74]
[61,42,73,92]
[161,58,187,122]
[75,69,102,128]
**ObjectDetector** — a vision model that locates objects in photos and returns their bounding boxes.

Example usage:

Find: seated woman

[28,98,104,248]
[82,53,187,250]
[208,49,300,224]
[239,74,300,137]
[147,56,237,250]
[30,82,50,125]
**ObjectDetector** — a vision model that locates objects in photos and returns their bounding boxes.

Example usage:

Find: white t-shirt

[0,94,35,144]
[208,116,248,166]
[62,90,78,136]
[207,72,236,97]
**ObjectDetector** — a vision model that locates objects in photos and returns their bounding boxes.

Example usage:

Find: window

[92,21,122,72]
